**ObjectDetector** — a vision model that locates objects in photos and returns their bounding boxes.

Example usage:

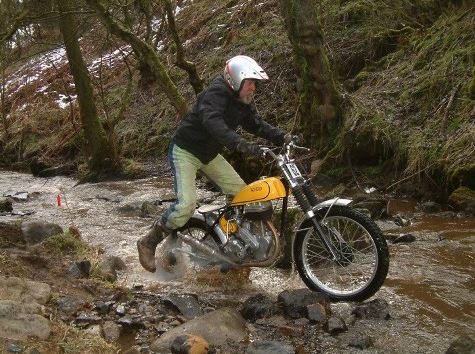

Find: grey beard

[239,93,254,105]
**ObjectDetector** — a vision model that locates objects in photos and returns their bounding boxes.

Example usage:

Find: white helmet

[224,55,269,92]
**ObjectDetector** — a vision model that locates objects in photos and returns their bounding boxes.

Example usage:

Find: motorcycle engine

[222,203,275,263]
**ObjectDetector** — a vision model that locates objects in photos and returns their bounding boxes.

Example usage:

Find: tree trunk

[85,0,189,117]
[162,0,203,94]
[1,54,9,139]
[279,0,342,147]
[56,0,120,175]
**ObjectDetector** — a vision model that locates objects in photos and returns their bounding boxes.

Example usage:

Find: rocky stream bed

[0,170,474,354]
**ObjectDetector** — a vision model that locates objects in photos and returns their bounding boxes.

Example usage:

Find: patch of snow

[55,94,77,109]
[151,18,162,32]
[3,47,67,97]
[88,45,132,73]
[156,41,165,52]
[37,86,49,94]
[17,103,28,111]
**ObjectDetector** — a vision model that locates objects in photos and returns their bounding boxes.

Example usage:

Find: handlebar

[261,141,310,161]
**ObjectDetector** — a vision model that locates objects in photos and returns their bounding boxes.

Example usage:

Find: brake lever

[260,147,271,157]
[287,141,310,152]
[293,145,311,152]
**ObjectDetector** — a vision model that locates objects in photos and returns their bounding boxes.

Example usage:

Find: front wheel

[294,206,389,301]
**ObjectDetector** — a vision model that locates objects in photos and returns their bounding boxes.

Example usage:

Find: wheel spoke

[300,211,383,298]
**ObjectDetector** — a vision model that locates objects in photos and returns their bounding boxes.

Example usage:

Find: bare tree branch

[85,0,188,117]
[162,0,203,94]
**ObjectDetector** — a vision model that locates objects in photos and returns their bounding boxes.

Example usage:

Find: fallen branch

[385,161,438,191]
[441,82,461,139]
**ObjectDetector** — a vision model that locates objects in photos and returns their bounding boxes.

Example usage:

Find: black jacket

[173,76,285,164]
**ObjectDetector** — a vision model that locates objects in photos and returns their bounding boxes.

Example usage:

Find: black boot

[137,221,165,272]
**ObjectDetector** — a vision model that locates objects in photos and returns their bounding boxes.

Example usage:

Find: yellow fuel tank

[231,177,287,205]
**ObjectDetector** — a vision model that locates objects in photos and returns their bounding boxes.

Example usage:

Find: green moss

[469,65,475,99]
[56,322,118,354]
[42,232,93,258]
[449,186,475,211]
[122,158,145,178]
[336,2,474,187]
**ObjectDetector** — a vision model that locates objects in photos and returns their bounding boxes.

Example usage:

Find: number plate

[287,162,302,178]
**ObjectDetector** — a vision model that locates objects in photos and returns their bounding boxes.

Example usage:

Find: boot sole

[137,241,157,272]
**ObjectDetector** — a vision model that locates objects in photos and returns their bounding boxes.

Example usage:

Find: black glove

[284,133,303,144]
[236,140,263,157]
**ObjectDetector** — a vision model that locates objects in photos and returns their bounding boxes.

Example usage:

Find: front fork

[292,180,341,261]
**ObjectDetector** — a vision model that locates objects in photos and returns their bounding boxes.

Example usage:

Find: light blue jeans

[162,144,245,230]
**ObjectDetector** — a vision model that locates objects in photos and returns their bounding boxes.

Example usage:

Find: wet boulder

[245,340,295,354]
[0,277,51,341]
[0,198,13,213]
[0,312,50,341]
[140,201,160,218]
[98,256,127,282]
[393,214,411,227]
[37,164,76,177]
[240,293,278,322]
[327,315,347,335]
[446,335,475,354]
[68,260,91,278]
[102,321,122,342]
[164,293,203,320]
[0,276,51,305]
[351,298,390,320]
[352,196,388,219]
[392,233,416,244]
[3,191,28,201]
[116,202,143,217]
[55,296,85,316]
[75,313,102,326]
[6,342,25,352]
[170,334,209,354]
[420,201,442,213]
[449,187,475,213]
[20,221,63,246]
[150,307,247,353]
[306,303,328,324]
[277,289,329,319]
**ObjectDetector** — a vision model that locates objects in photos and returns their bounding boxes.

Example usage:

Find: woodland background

[1,0,474,200]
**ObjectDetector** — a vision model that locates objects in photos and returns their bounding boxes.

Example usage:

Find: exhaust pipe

[176,231,238,266]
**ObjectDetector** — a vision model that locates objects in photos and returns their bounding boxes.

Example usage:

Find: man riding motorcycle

[137,55,293,272]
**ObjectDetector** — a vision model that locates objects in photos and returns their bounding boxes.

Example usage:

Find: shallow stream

[1,170,473,353]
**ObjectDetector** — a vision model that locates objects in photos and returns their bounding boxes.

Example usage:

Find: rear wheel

[294,206,389,301]
[175,217,221,269]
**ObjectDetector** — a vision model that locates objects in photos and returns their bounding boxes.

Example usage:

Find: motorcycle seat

[197,204,225,214]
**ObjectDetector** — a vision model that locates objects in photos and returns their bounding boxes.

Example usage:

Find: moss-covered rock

[0,198,13,213]
[448,186,475,212]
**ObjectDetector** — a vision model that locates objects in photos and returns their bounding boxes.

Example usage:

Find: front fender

[291,198,353,258]
[313,197,352,211]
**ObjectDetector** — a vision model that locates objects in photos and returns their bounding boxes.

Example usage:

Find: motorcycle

[168,141,389,301]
